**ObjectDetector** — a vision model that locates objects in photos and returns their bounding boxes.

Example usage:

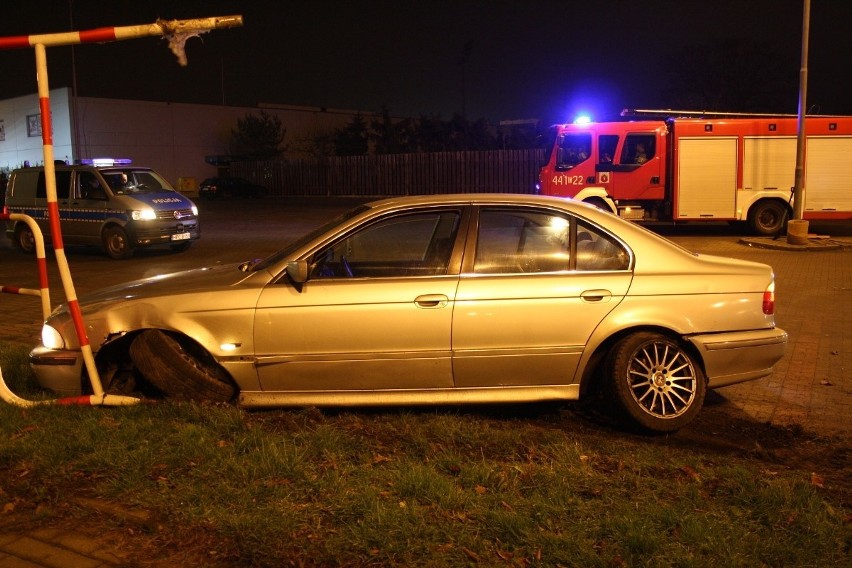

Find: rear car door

[452,206,633,387]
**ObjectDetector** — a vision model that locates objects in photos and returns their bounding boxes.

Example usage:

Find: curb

[738,236,850,251]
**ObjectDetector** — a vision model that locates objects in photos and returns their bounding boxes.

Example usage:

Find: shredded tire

[129,329,236,402]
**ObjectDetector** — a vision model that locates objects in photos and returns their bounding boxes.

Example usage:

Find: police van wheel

[102,226,134,259]
[15,225,36,254]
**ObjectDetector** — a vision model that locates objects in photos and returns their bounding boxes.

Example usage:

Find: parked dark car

[199,177,267,199]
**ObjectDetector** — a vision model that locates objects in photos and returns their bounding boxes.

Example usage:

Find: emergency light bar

[81,158,133,167]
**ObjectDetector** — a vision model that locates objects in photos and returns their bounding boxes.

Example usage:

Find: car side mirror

[286,260,309,285]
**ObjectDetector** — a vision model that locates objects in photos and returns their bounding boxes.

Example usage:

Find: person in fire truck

[634,143,648,164]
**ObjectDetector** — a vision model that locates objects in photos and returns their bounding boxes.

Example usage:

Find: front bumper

[30,346,84,396]
[688,327,788,388]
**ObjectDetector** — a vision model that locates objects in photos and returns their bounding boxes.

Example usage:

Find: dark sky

[1,1,850,124]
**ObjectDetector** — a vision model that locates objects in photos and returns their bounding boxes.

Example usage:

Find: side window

[35,171,72,199]
[311,209,461,279]
[474,209,571,274]
[555,133,592,169]
[599,134,619,164]
[77,172,107,200]
[576,220,630,271]
[620,133,656,165]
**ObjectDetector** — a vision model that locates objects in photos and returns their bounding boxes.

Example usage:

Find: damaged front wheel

[129,329,236,402]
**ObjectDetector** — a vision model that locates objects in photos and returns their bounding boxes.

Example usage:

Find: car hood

[56,263,262,318]
[46,263,270,351]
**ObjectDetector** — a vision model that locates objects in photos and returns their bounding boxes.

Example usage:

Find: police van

[4,163,199,259]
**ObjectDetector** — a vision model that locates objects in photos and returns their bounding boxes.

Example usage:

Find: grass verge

[0,343,849,566]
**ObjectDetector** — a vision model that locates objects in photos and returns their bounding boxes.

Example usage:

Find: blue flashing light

[81,158,133,167]
[573,115,592,125]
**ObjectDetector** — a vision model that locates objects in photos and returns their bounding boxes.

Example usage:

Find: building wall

[0,88,74,171]
[0,88,362,185]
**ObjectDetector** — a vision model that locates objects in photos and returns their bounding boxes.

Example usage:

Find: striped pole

[0,212,51,320]
[0,16,242,408]
[0,16,242,51]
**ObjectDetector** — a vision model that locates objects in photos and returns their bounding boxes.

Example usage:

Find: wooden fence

[231,149,546,197]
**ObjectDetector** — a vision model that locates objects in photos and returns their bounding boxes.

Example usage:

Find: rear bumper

[688,328,787,388]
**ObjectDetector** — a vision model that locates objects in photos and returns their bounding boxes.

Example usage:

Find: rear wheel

[102,226,134,259]
[748,200,788,236]
[129,329,236,402]
[604,332,706,433]
[15,225,36,254]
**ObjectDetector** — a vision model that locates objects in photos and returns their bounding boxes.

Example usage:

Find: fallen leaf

[462,547,480,561]
[680,465,701,482]
[811,473,825,488]
[475,485,487,495]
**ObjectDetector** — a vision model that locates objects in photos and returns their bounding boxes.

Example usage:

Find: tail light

[762,281,776,315]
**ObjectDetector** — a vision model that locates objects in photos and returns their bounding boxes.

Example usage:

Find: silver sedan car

[30,194,787,432]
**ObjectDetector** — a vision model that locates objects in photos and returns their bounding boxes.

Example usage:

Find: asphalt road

[1,197,850,437]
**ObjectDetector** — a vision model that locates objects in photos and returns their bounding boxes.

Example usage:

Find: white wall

[0,88,74,171]
[0,89,364,185]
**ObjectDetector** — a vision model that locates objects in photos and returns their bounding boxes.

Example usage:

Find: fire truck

[537,110,852,234]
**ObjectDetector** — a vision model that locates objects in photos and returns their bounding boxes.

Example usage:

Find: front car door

[254,207,467,392]
[452,206,633,387]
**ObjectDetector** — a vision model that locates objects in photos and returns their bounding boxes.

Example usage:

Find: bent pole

[0,16,243,408]
[0,368,140,407]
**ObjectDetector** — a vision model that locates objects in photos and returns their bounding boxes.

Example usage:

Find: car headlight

[41,324,66,350]
[191,205,198,216]
[131,209,157,221]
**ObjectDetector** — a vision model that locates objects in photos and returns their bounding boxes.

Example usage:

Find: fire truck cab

[537,113,852,235]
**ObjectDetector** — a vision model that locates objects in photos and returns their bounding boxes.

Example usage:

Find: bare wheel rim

[105,229,128,256]
[626,340,697,419]
[19,228,35,251]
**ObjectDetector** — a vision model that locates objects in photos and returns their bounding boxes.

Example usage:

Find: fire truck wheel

[585,198,613,213]
[604,332,706,433]
[15,225,36,254]
[748,200,788,236]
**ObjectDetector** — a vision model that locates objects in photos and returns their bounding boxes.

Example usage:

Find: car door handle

[415,294,449,308]
[580,289,612,303]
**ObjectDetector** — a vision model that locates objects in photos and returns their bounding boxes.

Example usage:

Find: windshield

[101,168,175,194]
[247,205,371,272]
[555,133,592,169]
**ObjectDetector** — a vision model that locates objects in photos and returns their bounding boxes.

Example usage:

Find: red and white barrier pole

[0,16,242,408]
[0,212,51,320]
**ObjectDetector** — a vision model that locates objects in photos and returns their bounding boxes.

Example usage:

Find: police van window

[599,135,618,164]
[35,171,72,199]
[621,134,656,165]
[555,133,592,169]
[78,172,107,200]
